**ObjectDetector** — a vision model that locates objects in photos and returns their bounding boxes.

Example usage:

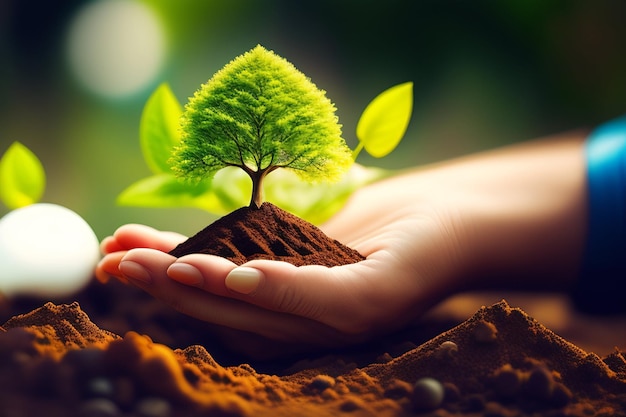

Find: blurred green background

[1,0,625,239]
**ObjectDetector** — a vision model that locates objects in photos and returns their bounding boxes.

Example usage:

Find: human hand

[96,174,470,353]
[97,133,586,355]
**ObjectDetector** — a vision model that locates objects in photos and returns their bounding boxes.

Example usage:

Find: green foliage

[354,81,413,159]
[262,164,390,224]
[170,45,353,207]
[118,168,250,214]
[118,47,414,224]
[140,83,183,174]
[0,142,46,209]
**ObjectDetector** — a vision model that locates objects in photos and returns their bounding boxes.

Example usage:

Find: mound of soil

[168,202,365,266]
[1,205,624,416]
[1,299,625,416]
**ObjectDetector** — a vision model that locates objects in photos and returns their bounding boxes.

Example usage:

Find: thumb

[224,259,381,335]
[226,261,331,313]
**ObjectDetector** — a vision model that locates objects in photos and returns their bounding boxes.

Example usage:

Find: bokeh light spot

[66,0,166,99]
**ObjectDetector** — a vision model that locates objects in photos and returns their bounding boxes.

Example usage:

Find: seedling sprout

[119,45,414,223]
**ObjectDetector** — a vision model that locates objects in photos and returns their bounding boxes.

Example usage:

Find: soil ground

[1,204,624,416]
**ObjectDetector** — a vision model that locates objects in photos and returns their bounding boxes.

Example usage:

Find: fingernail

[119,261,152,284]
[167,263,203,286]
[225,267,263,295]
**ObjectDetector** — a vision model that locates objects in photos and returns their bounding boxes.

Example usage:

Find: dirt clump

[169,202,365,267]
[2,300,625,416]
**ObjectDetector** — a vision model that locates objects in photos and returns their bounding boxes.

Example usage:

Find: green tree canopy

[170,45,353,208]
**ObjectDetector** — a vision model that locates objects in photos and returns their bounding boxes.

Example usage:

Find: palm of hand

[96,178,465,355]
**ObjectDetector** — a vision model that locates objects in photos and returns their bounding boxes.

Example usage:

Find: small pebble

[443,382,461,403]
[550,382,573,408]
[77,398,121,417]
[436,341,459,360]
[135,397,172,417]
[473,320,498,343]
[525,366,554,400]
[334,382,350,395]
[86,377,115,398]
[309,374,335,391]
[321,388,340,401]
[493,364,522,399]
[412,377,445,411]
[339,395,366,412]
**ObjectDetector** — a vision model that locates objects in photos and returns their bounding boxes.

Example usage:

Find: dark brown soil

[168,202,365,267]
[1,299,625,417]
[1,205,624,416]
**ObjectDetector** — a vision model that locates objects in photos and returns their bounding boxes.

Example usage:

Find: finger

[100,236,123,254]
[233,260,372,331]
[231,254,427,337]
[96,252,129,283]
[169,254,385,335]
[119,249,349,345]
[112,224,186,252]
[167,254,237,294]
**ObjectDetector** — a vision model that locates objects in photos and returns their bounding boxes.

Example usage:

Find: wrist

[456,134,587,289]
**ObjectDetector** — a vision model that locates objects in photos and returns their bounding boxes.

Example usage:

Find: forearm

[460,132,587,289]
[409,131,588,291]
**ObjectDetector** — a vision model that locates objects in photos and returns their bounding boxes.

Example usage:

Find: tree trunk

[249,170,266,209]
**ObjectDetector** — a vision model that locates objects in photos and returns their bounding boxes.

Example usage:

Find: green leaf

[0,142,46,209]
[118,174,222,211]
[355,81,413,158]
[117,168,251,214]
[264,164,392,224]
[116,165,392,225]
[140,83,183,174]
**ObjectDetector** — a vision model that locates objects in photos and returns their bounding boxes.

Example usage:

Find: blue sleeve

[572,116,626,314]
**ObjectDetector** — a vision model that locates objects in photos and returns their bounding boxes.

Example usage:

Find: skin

[97,131,587,356]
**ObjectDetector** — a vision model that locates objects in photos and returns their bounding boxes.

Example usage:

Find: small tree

[170,45,353,209]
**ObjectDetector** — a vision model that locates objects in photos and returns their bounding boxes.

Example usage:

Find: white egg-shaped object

[0,203,101,298]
